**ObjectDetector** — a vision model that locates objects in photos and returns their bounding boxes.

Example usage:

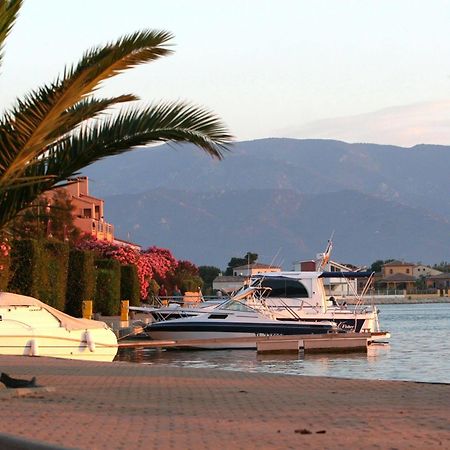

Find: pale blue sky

[3,0,450,145]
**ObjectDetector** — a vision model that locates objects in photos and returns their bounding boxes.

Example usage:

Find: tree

[225,252,258,275]
[169,260,203,294]
[433,261,450,273]
[370,259,394,274]
[199,265,221,293]
[0,0,232,231]
[9,189,79,242]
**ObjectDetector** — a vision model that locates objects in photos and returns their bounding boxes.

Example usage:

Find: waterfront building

[59,177,114,242]
[212,275,247,294]
[213,263,281,294]
[232,263,281,277]
[425,273,450,289]
[381,260,415,277]
[413,264,442,278]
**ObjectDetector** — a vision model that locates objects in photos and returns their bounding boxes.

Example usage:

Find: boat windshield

[218,299,257,312]
[253,277,309,298]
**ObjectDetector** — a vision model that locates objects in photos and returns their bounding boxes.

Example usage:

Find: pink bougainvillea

[75,237,179,300]
[0,239,10,274]
[0,241,10,258]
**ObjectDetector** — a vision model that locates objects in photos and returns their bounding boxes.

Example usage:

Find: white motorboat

[0,292,118,362]
[144,298,340,349]
[243,271,381,333]
[132,270,382,334]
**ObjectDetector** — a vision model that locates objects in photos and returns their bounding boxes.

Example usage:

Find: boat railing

[147,295,229,309]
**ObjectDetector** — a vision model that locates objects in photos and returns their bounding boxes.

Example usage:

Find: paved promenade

[0,356,448,449]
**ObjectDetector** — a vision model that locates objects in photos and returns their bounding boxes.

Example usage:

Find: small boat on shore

[0,292,118,362]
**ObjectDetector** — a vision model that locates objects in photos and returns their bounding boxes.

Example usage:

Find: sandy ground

[0,355,448,449]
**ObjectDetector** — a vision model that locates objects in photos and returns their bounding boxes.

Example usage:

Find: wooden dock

[118,331,389,354]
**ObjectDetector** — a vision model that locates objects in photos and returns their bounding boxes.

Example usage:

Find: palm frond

[10,30,173,153]
[0,0,22,68]
[0,100,232,228]
[45,100,232,174]
[0,18,233,232]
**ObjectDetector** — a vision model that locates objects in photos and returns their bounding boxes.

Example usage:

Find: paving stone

[0,356,448,449]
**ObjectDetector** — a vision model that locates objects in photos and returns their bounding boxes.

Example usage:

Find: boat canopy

[0,292,108,331]
[252,271,322,280]
[252,271,372,280]
[319,271,373,278]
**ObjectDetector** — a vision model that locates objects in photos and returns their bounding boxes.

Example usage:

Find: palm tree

[0,0,232,231]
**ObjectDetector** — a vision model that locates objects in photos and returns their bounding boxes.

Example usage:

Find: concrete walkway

[0,356,448,449]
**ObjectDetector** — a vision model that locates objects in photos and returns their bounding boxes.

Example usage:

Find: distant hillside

[102,188,450,269]
[82,138,450,268]
[84,138,450,219]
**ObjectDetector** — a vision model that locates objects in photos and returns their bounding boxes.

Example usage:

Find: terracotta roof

[233,263,280,271]
[383,260,415,267]
[426,272,450,280]
[380,273,417,282]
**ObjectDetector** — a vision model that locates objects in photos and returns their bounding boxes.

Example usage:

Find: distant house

[381,260,415,278]
[212,275,247,294]
[232,263,281,277]
[213,263,281,294]
[425,273,450,289]
[378,261,418,290]
[112,237,142,252]
[378,273,416,291]
[413,265,442,278]
[375,261,446,291]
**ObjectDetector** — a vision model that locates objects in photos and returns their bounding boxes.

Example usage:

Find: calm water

[116,303,450,383]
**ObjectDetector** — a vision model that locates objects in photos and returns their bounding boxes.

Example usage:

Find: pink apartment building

[61,176,114,242]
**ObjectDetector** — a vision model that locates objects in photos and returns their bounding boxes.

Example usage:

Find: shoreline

[0,355,449,449]
[346,297,450,305]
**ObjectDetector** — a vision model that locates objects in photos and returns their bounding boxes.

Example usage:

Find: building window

[389,269,393,274]
[406,268,410,274]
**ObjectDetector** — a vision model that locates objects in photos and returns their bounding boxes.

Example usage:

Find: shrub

[96,258,121,272]
[121,265,140,306]
[95,268,120,315]
[44,241,69,310]
[8,239,45,298]
[66,249,96,317]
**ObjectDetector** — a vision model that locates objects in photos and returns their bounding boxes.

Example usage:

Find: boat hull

[0,295,118,362]
[146,320,336,349]
[0,329,118,362]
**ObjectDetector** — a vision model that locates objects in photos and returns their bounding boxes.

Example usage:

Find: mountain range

[82,138,450,269]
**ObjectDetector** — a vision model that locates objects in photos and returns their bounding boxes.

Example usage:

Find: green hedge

[8,239,69,309]
[96,258,121,272]
[66,249,96,317]
[120,264,140,306]
[95,268,121,315]
[44,241,69,311]
[8,239,45,298]
[95,259,121,315]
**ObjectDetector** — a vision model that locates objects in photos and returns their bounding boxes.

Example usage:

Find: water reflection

[116,304,450,383]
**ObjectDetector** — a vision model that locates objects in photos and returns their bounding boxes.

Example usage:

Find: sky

[2,0,450,146]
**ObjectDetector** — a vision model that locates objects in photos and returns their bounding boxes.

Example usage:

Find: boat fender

[29,339,39,357]
[85,331,95,352]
